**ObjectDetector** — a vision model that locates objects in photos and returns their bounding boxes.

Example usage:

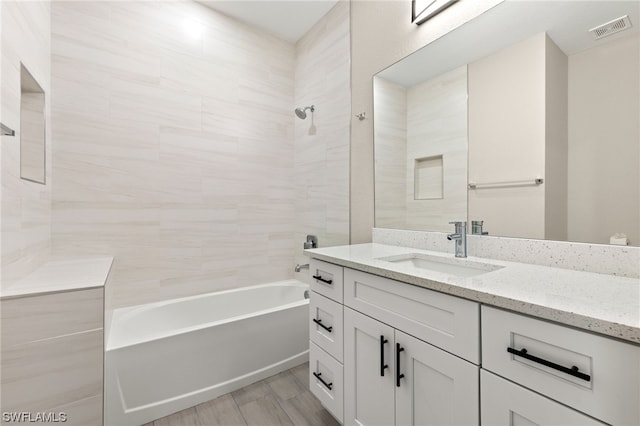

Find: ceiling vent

[589,15,632,40]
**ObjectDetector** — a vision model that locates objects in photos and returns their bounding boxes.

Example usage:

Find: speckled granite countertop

[306,243,640,345]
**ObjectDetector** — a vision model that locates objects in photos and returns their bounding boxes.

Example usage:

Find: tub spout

[295,263,309,272]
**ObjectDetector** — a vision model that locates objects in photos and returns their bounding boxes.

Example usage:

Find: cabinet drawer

[482,306,640,426]
[481,370,605,425]
[344,268,480,363]
[310,342,343,423]
[309,292,343,362]
[309,259,343,303]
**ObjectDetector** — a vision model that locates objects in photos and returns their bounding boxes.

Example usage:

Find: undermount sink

[377,253,503,278]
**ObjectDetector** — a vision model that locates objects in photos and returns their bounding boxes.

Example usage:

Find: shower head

[295,105,314,120]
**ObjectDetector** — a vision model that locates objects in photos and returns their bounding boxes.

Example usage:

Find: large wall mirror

[374,0,639,246]
[20,63,46,184]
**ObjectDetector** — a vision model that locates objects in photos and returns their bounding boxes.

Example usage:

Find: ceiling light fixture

[412,0,460,25]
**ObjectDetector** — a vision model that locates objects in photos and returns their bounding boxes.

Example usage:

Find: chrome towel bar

[468,178,543,189]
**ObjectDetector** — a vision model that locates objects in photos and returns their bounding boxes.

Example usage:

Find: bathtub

[105,280,309,426]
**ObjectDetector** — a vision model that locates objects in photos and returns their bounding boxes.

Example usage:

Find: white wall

[544,35,568,242]
[568,32,639,246]
[1,1,52,287]
[294,0,350,269]
[350,0,502,243]
[467,33,547,239]
[51,1,297,309]
[467,33,568,241]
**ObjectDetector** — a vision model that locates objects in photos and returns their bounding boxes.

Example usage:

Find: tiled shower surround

[1,1,52,285]
[50,1,350,309]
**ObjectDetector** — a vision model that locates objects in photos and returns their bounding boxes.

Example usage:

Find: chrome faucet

[447,221,467,258]
[295,264,309,272]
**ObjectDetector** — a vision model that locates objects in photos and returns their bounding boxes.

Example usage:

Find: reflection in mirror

[374,65,468,232]
[20,64,46,184]
[374,1,639,246]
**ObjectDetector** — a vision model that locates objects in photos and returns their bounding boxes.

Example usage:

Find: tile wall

[51,1,350,309]
[1,0,52,287]
[293,1,351,270]
[374,66,467,232]
[373,77,407,229]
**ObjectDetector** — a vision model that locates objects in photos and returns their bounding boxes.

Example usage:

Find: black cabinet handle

[312,318,333,333]
[396,343,405,387]
[380,335,389,376]
[312,371,333,390]
[312,275,333,285]
[507,347,591,382]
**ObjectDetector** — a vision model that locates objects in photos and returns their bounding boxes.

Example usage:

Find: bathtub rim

[106,279,309,351]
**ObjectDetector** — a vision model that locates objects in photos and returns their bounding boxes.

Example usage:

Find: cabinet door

[395,330,479,426]
[481,370,605,425]
[344,307,395,426]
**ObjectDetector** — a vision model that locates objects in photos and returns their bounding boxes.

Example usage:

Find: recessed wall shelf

[415,155,444,199]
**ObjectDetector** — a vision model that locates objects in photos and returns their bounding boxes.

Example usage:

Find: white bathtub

[105,281,309,426]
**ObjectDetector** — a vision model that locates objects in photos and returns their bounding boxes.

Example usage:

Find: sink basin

[377,253,503,277]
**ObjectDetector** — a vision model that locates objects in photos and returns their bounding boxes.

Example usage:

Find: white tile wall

[293,1,351,270]
[0,287,105,421]
[373,77,407,229]
[51,1,297,309]
[405,65,467,230]
[1,0,52,287]
[374,66,467,232]
[52,1,350,309]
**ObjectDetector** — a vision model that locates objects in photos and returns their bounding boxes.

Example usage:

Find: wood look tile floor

[143,362,340,426]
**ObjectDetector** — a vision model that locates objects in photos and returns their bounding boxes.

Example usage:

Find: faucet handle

[448,221,466,234]
[305,234,318,249]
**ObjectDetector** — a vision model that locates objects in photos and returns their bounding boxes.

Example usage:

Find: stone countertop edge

[0,256,114,300]
[305,244,640,346]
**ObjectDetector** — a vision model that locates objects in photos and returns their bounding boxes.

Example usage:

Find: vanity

[305,242,640,426]
[342,0,640,422]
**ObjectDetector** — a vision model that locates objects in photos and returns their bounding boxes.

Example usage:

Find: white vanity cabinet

[344,307,479,426]
[307,255,640,426]
[342,268,480,426]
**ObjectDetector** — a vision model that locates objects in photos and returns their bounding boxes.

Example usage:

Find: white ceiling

[197,0,339,43]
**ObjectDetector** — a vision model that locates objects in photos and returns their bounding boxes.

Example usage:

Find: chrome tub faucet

[295,264,309,272]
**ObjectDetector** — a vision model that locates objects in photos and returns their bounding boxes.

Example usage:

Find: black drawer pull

[312,318,333,333]
[312,372,333,390]
[312,275,333,285]
[396,343,405,387]
[507,347,591,382]
[380,335,389,376]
